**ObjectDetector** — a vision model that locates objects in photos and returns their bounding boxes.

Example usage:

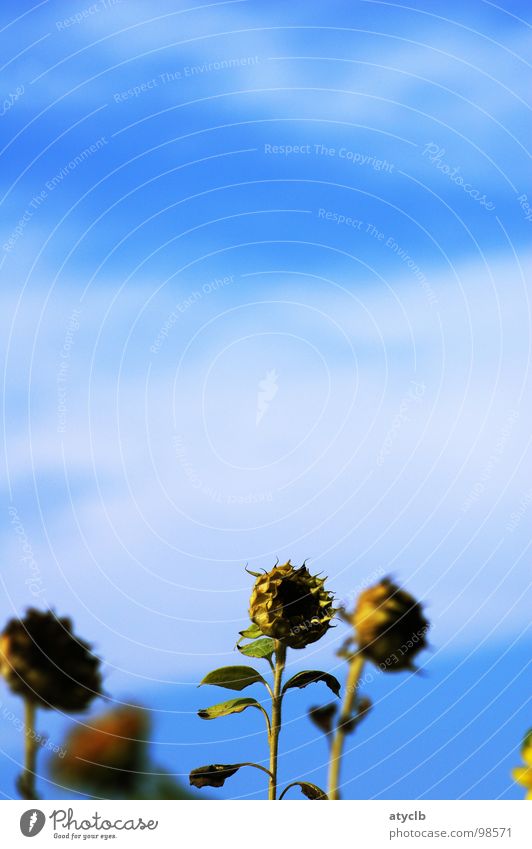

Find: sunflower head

[353,578,428,671]
[0,609,102,711]
[249,561,335,649]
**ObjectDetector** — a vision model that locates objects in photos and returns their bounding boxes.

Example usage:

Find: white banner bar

[0,800,529,848]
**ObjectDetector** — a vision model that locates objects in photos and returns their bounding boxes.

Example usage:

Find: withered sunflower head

[249,561,335,649]
[0,609,102,711]
[354,578,428,671]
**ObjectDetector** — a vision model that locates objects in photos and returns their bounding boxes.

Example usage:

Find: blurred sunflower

[512,729,532,800]
[353,577,428,671]
[0,609,102,711]
[0,608,102,799]
[52,705,149,794]
[52,705,194,799]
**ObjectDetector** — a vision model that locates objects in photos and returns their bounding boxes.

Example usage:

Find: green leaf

[237,622,263,643]
[280,781,328,800]
[189,761,271,788]
[237,637,275,660]
[282,670,341,698]
[199,665,267,692]
[189,764,241,788]
[198,697,262,720]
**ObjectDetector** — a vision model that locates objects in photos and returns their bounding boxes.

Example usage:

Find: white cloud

[2,249,531,677]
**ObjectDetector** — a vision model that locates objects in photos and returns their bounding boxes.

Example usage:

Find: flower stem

[20,699,38,800]
[238,762,274,779]
[327,652,364,800]
[268,641,286,800]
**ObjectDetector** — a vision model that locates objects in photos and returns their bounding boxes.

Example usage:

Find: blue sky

[0,0,531,799]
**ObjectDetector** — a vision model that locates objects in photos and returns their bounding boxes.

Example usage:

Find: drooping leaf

[308,703,337,735]
[339,696,372,734]
[357,696,372,720]
[189,764,241,788]
[237,637,275,660]
[199,666,267,691]
[338,714,357,734]
[198,697,262,720]
[280,781,328,800]
[282,670,341,698]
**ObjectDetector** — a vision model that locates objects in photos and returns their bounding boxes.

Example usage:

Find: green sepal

[236,622,263,645]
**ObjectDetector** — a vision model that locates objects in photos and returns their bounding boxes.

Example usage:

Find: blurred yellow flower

[512,730,532,799]
[353,578,428,671]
